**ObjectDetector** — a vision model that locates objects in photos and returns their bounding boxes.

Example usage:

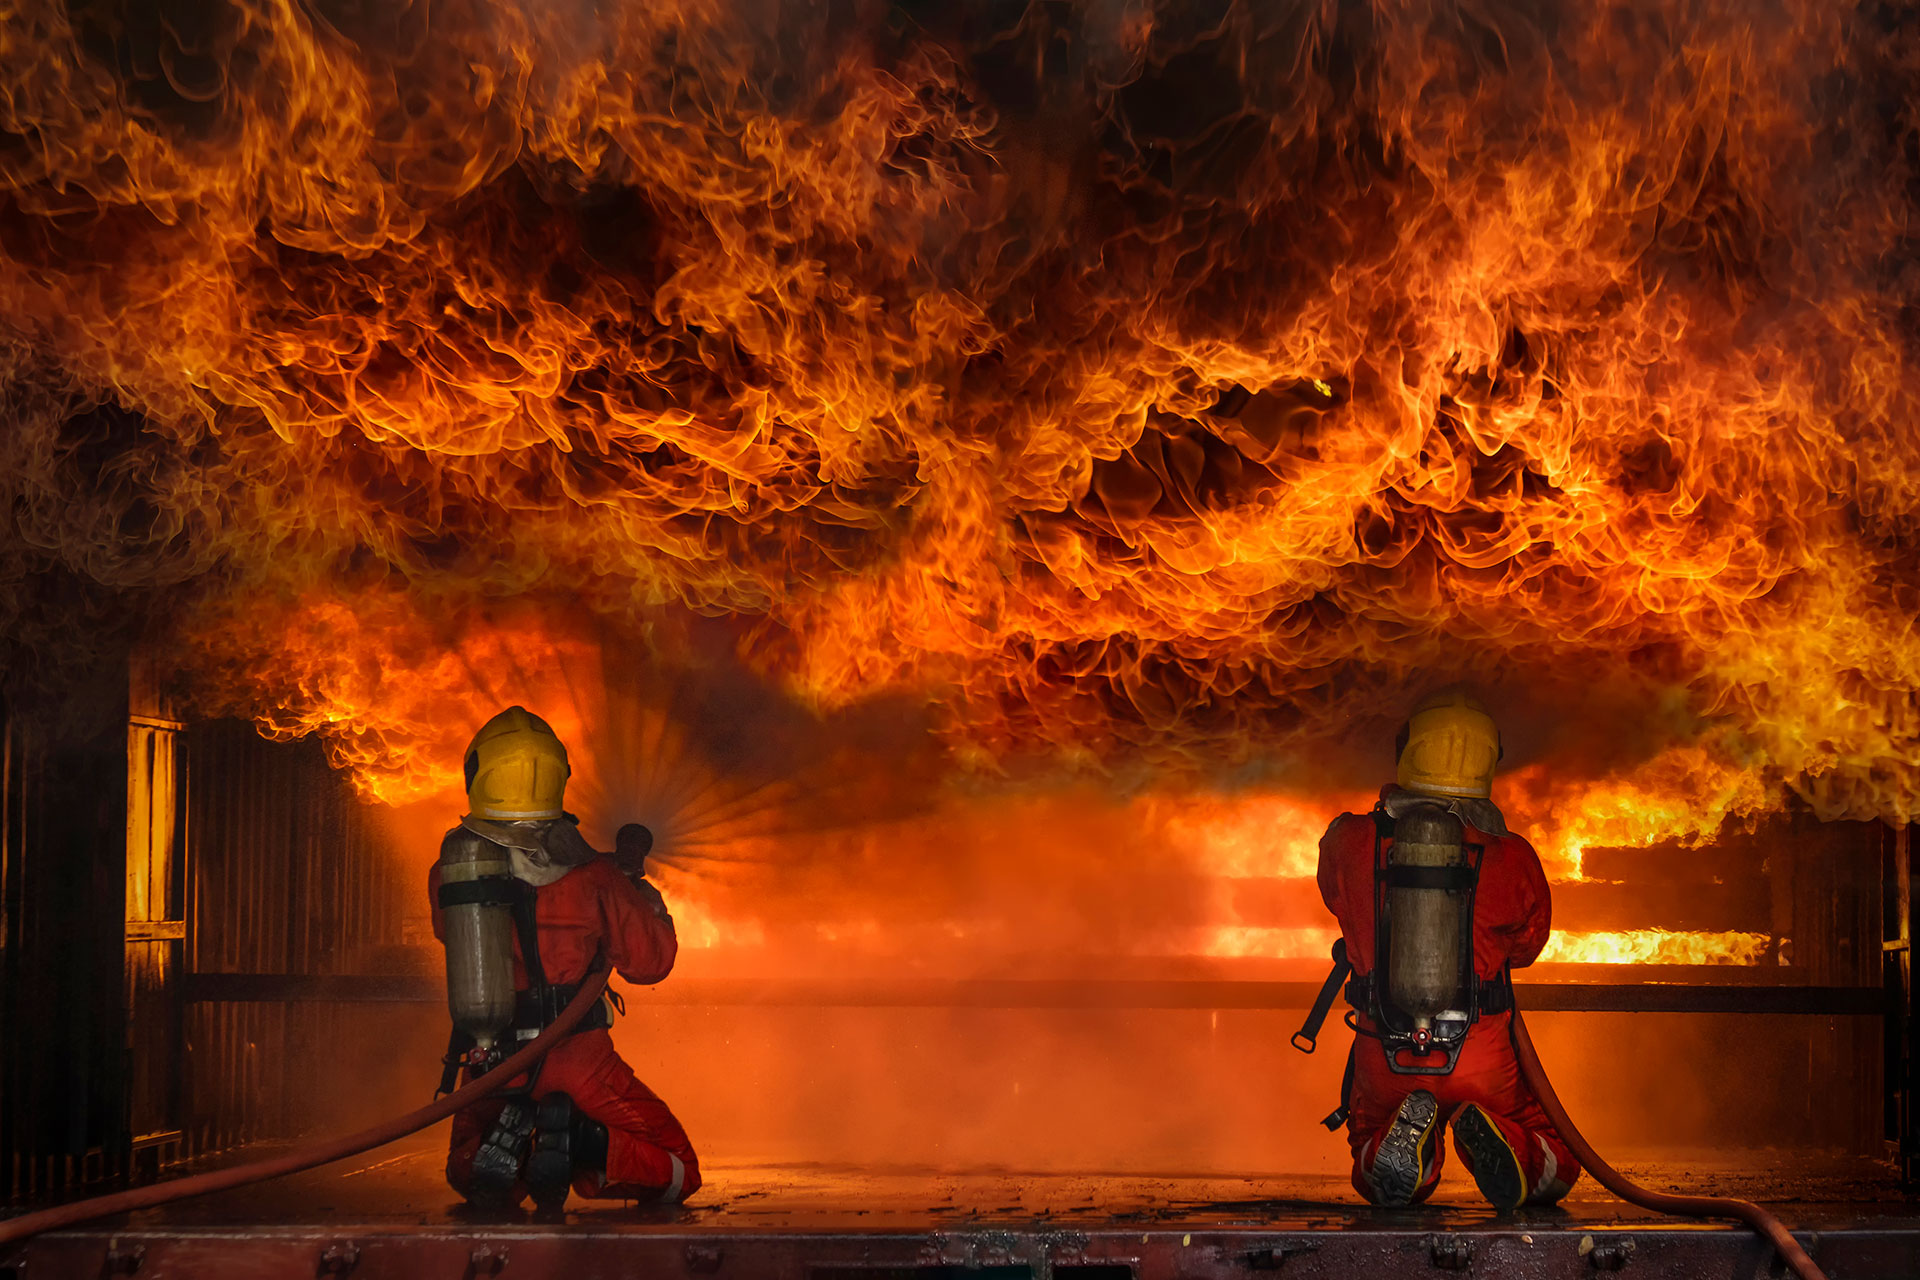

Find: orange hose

[0,968,612,1250]
[1509,1005,1827,1280]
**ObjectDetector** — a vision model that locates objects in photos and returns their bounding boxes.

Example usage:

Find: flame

[0,3,1906,955]
[1152,794,1336,880]
[1539,928,1772,967]
[1191,926,1765,965]
[177,593,1779,970]
[12,7,1898,1186]
[1197,926,1341,961]
[1502,751,1780,879]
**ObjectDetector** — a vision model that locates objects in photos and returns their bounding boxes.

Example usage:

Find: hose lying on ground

[1509,1004,1827,1280]
[0,967,612,1251]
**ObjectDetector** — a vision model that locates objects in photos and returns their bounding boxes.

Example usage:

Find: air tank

[1386,804,1468,1027]
[437,832,517,1054]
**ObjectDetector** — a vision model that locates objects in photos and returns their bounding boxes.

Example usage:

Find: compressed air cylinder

[437,831,518,1053]
[1386,805,1468,1024]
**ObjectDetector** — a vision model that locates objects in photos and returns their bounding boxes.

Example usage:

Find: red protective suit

[429,855,701,1203]
[1317,789,1578,1206]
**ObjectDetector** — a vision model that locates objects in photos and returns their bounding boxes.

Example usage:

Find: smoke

[0,0,1918,828]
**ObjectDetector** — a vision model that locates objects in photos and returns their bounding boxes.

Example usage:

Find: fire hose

[1510,1005,1828,1280]
[0,967,612,1251]
[0,968,1836,1279]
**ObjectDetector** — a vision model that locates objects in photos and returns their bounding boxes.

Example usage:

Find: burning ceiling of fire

[2,0,1919,839]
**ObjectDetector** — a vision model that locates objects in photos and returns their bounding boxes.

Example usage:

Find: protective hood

[460,813,599,887]
[1379,784,1510,839]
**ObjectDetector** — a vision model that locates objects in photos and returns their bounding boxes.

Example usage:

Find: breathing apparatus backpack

[1292,799,1513,1127]
[433,824,614,1095]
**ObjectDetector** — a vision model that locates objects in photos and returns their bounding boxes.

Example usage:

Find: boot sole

[468,1099,536,1210]
[1453,1105,1527,1211]
[526,1094,576,1211]
[1369,1090,1440,1207]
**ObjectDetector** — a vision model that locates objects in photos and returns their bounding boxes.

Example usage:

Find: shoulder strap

[509,881,548,994]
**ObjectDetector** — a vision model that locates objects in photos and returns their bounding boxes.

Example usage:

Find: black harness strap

[1344,969,1515,1016]
[1322,1042,1355,1131]
[507,889,620,1035]
[1292,938,1352,1054]
[1295,940,1359,1130]
[1380,863,1479,891]
[510,881,549,1004]
[435,879,523,908]
[437,1027,475,1097]
[512,981,614,1031]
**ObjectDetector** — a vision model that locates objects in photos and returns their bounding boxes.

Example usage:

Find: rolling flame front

[0,0,1914,969]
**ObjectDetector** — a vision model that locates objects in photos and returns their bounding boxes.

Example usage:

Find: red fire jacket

[1317,789,1552,982]
[428,855,677,990]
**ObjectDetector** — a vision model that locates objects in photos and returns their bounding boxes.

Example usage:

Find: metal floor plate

[4,1132,1915,1279]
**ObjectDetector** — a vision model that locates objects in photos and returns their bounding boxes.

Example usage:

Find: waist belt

[435,982,618,1095]
[510,982,613,1040]
[1291,934,1515,1131]
[1342,971,1514,1016]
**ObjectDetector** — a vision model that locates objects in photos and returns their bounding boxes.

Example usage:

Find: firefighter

[430,706,700,1210]
[1296,691,1580,1209]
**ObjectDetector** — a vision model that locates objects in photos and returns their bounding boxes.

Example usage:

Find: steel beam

[181,972,1890,1015]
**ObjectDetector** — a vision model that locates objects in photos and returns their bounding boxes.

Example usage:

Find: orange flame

[1538,929,1772,967]
[0,3,1905,967]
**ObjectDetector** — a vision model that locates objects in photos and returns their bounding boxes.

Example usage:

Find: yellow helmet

[464,706,570,820]
[1396,690,1501,799]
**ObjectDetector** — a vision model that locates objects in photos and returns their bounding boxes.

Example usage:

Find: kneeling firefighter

[1294,691,1580,1209]
[431,706,700,1209]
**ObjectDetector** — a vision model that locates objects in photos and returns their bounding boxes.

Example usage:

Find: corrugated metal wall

[182,720,410,1156]
[3,678,419,1206]
[0,686,135,1205]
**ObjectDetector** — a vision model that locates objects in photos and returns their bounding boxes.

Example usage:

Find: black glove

[614,823,653,879]
[613,824,670,920]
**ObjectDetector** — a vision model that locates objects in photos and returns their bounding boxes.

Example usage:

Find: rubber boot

[468,1099,537,1211]
[1451,1103,1527,1211]
[1365,1089,1441,1208]
[573,1112,610,1190]
[527,1093,577,1212]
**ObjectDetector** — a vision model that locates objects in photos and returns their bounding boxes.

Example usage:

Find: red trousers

[447,1029,700,1203]
[1348,1013,1577,1205]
